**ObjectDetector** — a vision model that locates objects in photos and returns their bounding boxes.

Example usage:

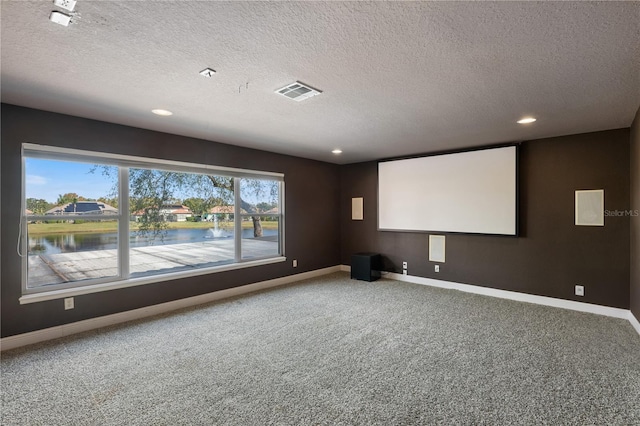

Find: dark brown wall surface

[631,107,640,320]
[1,104,341,337]
[341,129,631,309]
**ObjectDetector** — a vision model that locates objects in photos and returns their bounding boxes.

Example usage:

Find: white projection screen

[378,146,517,235]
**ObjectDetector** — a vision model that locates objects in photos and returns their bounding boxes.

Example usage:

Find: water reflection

[29,232,118,255]
[28,228,276,255]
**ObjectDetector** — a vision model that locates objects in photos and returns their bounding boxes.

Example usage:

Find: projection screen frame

[377,144,520,237]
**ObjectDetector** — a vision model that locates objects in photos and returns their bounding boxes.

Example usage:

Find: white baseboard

[345,266,638,336]
[4,266,638,351]
[0,266,342,352]
[630,311,640,336]
[384,271,630,319]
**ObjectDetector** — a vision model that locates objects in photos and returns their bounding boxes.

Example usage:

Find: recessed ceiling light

[151,109,173,116]
[517,117,536,124]
[332,149,342,154]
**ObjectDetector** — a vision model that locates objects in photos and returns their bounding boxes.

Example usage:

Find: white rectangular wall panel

[352,197,364,220]
[575,190,604,226]
[429,235,446,262]
[378,146,517,235]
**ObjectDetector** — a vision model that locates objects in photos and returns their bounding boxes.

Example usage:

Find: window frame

[20,143,285,304]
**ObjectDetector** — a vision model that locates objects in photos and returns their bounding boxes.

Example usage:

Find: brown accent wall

[341,129,631,309]
[631,107,640,320]
[1,104,341,338]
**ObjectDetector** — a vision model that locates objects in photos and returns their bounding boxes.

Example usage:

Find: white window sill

[19,256,287,304]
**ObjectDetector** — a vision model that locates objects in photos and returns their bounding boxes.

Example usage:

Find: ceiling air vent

[275,81,322,102]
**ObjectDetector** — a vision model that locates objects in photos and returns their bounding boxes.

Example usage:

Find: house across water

[131,204,193,222]
[45,201,118,216]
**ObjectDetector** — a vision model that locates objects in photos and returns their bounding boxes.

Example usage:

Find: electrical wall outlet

[49,11,71,26]
[292,259,297,268]
[64,297,74,310]
[402,269,407,275]
[575,285,585,296]
[54,0,77,12]
[402,261,407,269]
[435,265,440,273]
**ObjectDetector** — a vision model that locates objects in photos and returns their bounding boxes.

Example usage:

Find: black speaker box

[351,253,382,282]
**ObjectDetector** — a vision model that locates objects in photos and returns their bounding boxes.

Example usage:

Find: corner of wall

[630,105,640,320]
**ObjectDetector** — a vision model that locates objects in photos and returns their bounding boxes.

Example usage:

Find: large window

[22,144,284,297]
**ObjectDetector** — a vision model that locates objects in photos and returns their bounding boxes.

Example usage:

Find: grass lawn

[27,220,279,235]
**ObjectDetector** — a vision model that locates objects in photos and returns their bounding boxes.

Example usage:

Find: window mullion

[234,178,242,262]
[119,167,130,279]
[280,181,285,256]
[21,154,28,295]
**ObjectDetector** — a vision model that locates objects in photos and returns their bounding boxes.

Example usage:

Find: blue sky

[25,159,278,205]
[25,159,116,203]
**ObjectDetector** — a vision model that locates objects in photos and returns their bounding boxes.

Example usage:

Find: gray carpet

[2,272,640,425]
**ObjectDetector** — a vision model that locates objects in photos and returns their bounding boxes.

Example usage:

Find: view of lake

[28,228,278,255]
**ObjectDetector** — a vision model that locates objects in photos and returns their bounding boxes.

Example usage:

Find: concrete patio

[27,238,279,288]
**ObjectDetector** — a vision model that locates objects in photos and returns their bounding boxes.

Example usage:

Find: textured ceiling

[2,1,639,164]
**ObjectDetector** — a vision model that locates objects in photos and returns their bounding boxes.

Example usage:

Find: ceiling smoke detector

[275,81,322,102]
[53,0,77,12]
